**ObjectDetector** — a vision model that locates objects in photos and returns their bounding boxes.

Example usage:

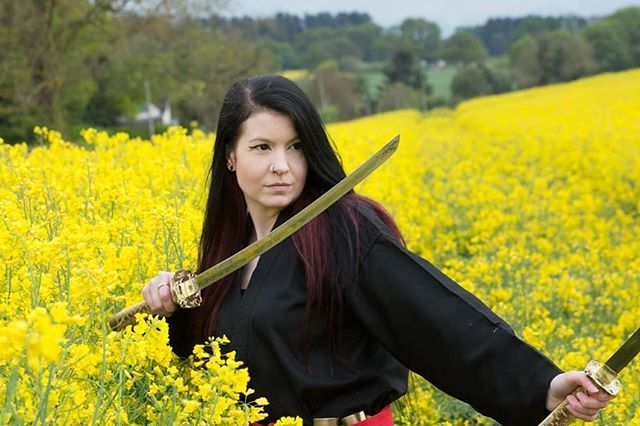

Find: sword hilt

[538,360,621,426]
[109,300,152,331]
[109,270,201,331]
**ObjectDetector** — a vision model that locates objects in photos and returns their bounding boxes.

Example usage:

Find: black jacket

[168,204,561,425]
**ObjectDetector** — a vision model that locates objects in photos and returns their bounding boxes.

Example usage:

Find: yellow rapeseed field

[1,69,639,425]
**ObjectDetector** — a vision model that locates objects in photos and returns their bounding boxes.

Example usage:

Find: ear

[227,151,236,165]
[225,151,237,172]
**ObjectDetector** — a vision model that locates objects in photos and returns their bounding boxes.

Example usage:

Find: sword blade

[605,326,640,374]
[193,135,400,291]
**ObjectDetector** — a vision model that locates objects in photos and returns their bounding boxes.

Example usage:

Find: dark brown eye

[249,144,270,151]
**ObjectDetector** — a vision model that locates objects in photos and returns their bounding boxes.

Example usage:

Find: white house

[133,100,178,126]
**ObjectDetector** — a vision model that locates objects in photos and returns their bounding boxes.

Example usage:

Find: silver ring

[157,283,168,290]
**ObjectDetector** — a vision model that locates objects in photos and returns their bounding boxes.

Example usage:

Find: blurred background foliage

[1,0,639,144]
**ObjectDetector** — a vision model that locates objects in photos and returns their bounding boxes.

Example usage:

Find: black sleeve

[166,308,195,359]
[346,233,562,426]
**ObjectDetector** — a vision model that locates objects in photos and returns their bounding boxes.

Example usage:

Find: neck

[247,207,280,240]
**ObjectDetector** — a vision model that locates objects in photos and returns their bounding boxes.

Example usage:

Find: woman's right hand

[142,271,178,317]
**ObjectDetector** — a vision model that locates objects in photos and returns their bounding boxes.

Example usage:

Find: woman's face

[228,109,308,219]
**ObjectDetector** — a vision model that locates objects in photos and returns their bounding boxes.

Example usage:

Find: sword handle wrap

[109,270,200,331]
[538,360,621,426]
[109,301,151,331]
[539,387,581,426]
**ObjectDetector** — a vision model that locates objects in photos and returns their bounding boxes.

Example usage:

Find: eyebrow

[248,136,300,144]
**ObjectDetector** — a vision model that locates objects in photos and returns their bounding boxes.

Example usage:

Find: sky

[220,0,640,36]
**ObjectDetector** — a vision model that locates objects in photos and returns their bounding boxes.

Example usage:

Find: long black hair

[194,75,402,359]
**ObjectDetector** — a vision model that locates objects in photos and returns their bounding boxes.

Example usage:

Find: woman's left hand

[546,371,612,422]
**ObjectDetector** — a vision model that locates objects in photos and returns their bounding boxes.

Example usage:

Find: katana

[109,135,400,331]
[539,326,640,425]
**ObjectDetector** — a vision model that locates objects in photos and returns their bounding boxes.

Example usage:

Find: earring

[227,160,235,172]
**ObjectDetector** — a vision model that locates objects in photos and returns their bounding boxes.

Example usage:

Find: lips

[266,183,292,188]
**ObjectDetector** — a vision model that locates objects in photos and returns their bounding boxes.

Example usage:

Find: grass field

[426,66,458,100]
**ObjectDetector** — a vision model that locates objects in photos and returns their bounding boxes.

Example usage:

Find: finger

[148,279,165,315]
[567,394,600,418]
[142,280,156,309]
[159,270,172,282]
[158,271,174,307]
[578,374,600,395]
[588,390,612,403]
[566,403,598,422]
[159,284,177,315]
[575,391,609,410]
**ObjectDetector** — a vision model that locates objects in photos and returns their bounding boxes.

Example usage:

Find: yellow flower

[254,397,269,406]
[2,69,640,424]
[182,399,199,414]
[274,416,303,426]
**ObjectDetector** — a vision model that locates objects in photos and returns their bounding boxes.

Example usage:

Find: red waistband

[251,404,393,426]
[352,405,393,426]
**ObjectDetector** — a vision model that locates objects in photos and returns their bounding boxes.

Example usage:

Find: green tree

[510,31,596,88]
[83,56,128,126]
[377,82,421,112]
[304,11,371,28]
[441,32,487,65]
[509,35,542,88]
[537,31,596,84]
[451,67,492,103]
[273,13,304,42]
[266,40,300,69]
[295,28,360,68]
[84,13,271,132]
[608,7,640,66]
[469,16,589,56]
[385,46,425,89]
[399,18,441,62]
[172,22,271,129]
[0,0,108,141]
[82,13,182,127]
[371,34,401,62]
[582,7,640,71]
[307,61,358,121]
[583,22,632,71]
[0,0,239,143]
[344,23,384,62]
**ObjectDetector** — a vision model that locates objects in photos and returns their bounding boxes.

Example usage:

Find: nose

[271,151,289,174]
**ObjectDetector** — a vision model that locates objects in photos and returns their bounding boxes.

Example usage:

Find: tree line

[1,2,639,144]
[222,8,639,113]
[0,0,272,143]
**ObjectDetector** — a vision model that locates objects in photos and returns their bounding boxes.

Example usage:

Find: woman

[142,75,610,425]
